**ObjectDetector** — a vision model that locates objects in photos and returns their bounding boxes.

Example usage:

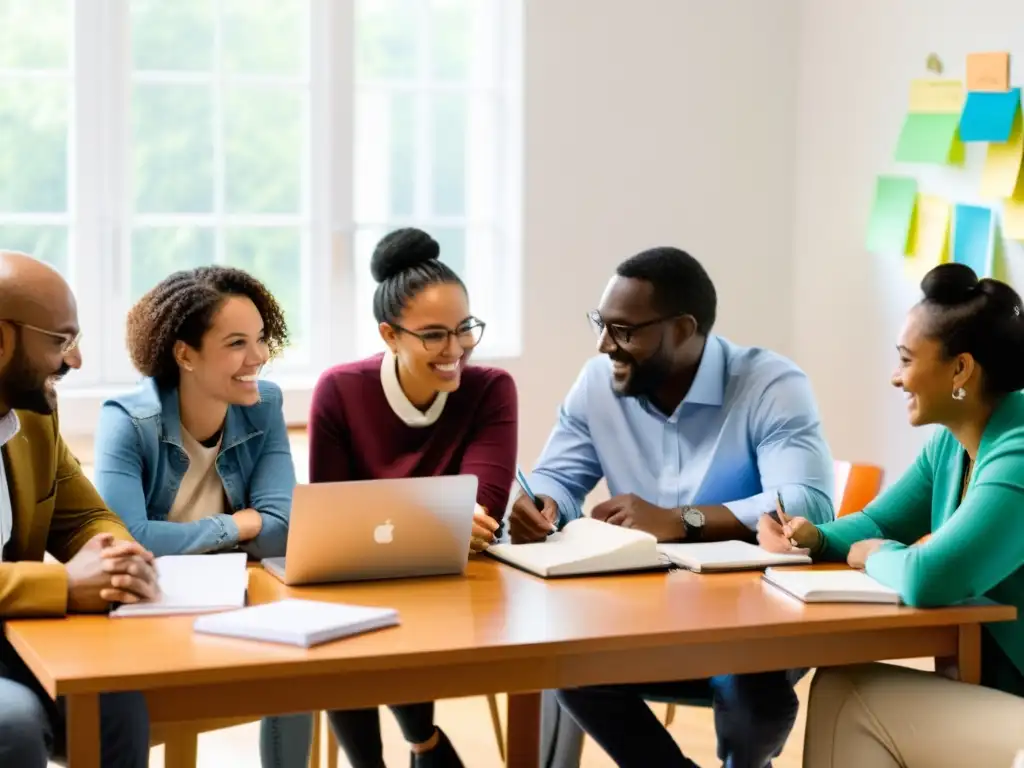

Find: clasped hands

[64,533,160,613]
[756,514,886,569]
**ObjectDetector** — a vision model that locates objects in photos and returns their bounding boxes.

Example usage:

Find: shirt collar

[380,349,447,428]
[682,335,726,407]
[0,410,20,448]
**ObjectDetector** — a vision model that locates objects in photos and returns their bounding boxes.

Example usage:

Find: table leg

[506,692,541,768]
[66,693,100,768]
[935,623,982,684]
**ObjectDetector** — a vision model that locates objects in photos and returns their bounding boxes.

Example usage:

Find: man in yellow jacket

[0,251,159,767]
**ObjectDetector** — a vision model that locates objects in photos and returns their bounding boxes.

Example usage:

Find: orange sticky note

[967,52,1010,92]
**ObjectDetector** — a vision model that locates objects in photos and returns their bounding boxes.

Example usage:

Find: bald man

[0,252,157,766]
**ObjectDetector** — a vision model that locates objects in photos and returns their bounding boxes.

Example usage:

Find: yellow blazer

[0,409,133,617]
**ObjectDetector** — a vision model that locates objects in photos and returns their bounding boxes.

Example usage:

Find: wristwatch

[679,505,705,541]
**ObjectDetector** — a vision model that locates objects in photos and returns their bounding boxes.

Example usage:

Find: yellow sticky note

[907,195,950,264]
[1003,198,1024,240]
[908,79,965,114]
[980,111,1024,198]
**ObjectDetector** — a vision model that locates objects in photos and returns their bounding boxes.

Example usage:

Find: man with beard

[508,247,834,768]
[0,251,158,767]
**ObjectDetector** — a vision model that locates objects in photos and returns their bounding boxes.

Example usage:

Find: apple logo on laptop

[373,520,394,544]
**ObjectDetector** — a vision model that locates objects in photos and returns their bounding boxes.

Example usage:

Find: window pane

[0,81,68,213]
[222,0,305,76]
[0,225,68,274]
[133,84,214,213]
[0,0,69,70]
[354,90,415,221]
[354,226,386,357]
[224,88,303,214]
[432,226,465,278]
[431,92,466,216]
[224,228,305,347]
[131,0,213,72]
[430,0,470,81]
[356,0,418,81]
[131,227,215,301]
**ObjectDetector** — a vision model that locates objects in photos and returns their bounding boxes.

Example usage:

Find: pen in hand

[516,466,557,535]
[775,490,798,548]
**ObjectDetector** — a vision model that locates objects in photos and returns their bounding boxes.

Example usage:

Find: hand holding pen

[508,466,559,543]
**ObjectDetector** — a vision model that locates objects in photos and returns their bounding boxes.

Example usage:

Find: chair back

[833,460,884,517]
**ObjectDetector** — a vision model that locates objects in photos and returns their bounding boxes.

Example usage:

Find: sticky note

[866,176,918,255]
[952,204,995,277]
[907,195,951,264]
[894,113,964,164]
[980,111,1024,198]
[1003,198,1024,240]
[959,88,1021,142]
[967,52,1010,92]
[908,79,964,114]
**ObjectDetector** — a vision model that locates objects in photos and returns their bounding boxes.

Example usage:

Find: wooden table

[5,560,1015,768]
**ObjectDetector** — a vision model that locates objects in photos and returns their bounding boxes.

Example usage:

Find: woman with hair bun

[308,227,518,767]
[758,263,1024,766]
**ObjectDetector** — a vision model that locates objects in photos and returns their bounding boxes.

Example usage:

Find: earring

[953,386,966,401]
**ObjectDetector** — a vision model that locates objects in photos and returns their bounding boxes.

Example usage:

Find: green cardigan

[817,390,1024,695]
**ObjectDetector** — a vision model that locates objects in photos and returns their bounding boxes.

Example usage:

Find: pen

[516,466,557,534]
[776,490,798,547]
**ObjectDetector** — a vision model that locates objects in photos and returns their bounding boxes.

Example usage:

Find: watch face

[684,508,705,526]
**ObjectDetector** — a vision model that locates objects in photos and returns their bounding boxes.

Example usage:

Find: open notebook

[486,518,666,577]
[659,540,812,572]
[193,599,400,648]
[110,552,249,617]
[761,566,902,604]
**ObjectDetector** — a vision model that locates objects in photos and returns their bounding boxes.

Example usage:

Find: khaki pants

[803,663,1024,767]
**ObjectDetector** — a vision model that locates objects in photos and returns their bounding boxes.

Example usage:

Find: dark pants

[0,638,149,768]
[556,670,805,768]
[327,702,435,768]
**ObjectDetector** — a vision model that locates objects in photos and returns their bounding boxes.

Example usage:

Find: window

[0,0,521,394]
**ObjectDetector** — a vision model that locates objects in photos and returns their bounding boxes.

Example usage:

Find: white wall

[792,0,1024,482]
[506,0,802,471]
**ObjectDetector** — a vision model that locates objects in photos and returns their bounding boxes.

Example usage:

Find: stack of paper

[193,599,400,647]
[658,540,811,573]
[110,552,249,617]
[486,518,666,578]
[761,567,901,604]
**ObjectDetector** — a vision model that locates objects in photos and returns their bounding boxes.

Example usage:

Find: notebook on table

[485,517,668,578]
[761,566,901,604]
[110,552,249,617]
[658,540,812,572]
[193,599,400,647]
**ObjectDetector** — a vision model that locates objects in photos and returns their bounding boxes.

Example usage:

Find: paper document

[761,567,901,604]
[658,540,811,573]
[193,599,400,647]
[486,518,665,578]
[111,552,249,617]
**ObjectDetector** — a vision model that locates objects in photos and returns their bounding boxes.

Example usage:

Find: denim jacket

[93,378,295,558]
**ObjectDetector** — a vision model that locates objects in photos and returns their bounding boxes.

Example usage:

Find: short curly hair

[126,266,289,388]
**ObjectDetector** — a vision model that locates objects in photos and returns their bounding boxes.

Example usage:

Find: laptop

[262,474,479,586]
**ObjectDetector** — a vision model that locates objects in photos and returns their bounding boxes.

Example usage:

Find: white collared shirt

[379,348,447,427]
[0,410,22,562]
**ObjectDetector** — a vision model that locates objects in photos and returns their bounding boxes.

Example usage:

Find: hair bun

[920,263,980,305]
[370,228,440,283]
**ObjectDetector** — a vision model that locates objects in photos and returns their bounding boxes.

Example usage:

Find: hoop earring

[952,386,966,401]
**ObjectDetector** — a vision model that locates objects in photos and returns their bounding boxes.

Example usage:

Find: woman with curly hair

[92,266,313,767]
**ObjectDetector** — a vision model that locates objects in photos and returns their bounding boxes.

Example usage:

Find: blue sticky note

[959,88,1020,142]
[952,204,994,277]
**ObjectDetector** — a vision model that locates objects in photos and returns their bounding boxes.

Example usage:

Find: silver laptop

[262,474,478,585]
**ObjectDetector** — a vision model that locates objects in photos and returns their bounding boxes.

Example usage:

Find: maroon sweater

[307,353,518,522]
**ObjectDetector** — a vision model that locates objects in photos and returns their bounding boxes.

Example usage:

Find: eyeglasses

[2,320,82,355]
[393,319,486,352]
[587,310,684,346]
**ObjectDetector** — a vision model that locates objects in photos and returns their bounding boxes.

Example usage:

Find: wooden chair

[661,460,885,729]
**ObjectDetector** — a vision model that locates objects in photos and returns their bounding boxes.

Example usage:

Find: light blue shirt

[528,335,836,529]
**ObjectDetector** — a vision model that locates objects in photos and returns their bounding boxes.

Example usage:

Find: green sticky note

[894,113,964,164]
[866,175,918,254]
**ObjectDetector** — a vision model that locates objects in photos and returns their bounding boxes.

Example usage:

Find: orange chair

[833,460,884,517]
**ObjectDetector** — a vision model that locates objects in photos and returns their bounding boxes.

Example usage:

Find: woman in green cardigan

[759,262,1024,767]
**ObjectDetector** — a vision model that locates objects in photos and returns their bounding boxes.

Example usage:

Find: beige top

[168,428,227,523]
